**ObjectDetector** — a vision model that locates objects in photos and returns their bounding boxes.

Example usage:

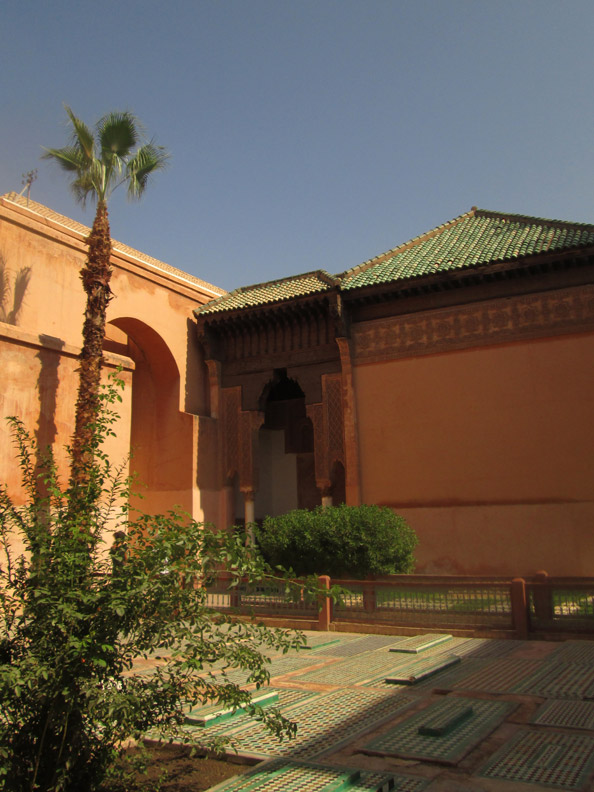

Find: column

[243,489,256,545]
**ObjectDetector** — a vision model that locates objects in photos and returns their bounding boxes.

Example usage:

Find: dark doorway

[255,370,320,519]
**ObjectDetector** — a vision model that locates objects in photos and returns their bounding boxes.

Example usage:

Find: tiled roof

[340,208,594,291]
[196,270,337,315]
[1,192,225,297]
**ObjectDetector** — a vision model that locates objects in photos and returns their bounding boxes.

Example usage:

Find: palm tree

[43,107,168,489]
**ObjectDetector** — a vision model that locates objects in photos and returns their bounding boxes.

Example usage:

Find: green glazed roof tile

[196,208,594,317]
[340,208,594,291]
[196,270,336,315]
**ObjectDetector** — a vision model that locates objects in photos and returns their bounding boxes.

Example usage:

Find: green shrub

[0,375,306,792]
[255,504,417,578]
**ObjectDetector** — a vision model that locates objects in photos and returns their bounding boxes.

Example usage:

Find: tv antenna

[19,169,38,205]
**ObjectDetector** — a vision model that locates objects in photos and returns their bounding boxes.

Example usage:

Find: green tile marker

[384,654,460,685]
[388,634,453,654]
[417,700,474,736]
[184,689,279,726]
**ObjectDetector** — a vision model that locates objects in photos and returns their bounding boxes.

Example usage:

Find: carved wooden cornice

[352,284,594,364]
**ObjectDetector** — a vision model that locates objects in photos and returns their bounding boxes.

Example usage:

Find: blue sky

[2,1,594,292]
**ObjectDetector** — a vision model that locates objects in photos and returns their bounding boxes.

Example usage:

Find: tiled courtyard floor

[141,630,594,791]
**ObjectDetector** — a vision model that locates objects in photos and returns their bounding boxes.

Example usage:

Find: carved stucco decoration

[353,285,594,364]
[325,374,345,466]
[239,409,264,493]
[306,373,345,493]
[222,387,241,481]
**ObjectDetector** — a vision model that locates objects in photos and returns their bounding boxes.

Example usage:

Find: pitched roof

[340,208,594,291]
[196,270,337,315]
[197,208,594,317]
[1,192,225,297]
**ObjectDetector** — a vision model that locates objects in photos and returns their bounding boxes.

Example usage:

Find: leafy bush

[255,504,417,578]
[0,375,305,792]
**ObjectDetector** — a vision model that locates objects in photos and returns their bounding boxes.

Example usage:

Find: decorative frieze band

[353,285,594,363]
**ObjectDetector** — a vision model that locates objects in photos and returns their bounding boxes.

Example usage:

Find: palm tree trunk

[70,200,112,490]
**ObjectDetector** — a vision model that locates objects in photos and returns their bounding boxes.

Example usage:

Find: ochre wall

[0,194,221,527]
[353,332,594,576]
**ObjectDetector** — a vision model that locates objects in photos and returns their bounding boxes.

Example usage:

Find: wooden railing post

[533,570,553,621]
[510,577,529,639]
[318,575,332,631]
[363,581,376,613]
[230,587,241,609]
[227,573,241,609]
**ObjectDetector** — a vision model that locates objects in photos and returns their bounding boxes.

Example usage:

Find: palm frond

[41,145,87,173]
[64,106,95,163]
[43,106,168,206]
[126,143,169,199]
[70,171,99,207]
[98,112,139,158]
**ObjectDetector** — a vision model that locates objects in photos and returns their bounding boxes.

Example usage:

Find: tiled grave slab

[219,655,323,686]
[294,651,416,685]
[314,635,408,657]
[389,634,452,654]
[478,729,594,789]
[207,758,424,792]
[322,761,429,792]
[199,687,416,761]
[532,699,594,731]
[298,650,460,688]
[362,696,516,765]
[206,758,358,792]
[184,689,279,726]
[195,688,317,738]
[384,654,460,685]
[547,640,594,666]
[410,657,538,695]
[442,658,541,695]
[364,772,428,792]
[514,662,594,699]
[445,637,520,659]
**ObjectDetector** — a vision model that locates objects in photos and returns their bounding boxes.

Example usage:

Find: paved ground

[141,630,594,791]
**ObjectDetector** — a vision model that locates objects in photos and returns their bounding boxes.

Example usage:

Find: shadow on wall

[0,252,31,326]
[35,338,64,489]
[184,317,209,416]
[0,255,61,499]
